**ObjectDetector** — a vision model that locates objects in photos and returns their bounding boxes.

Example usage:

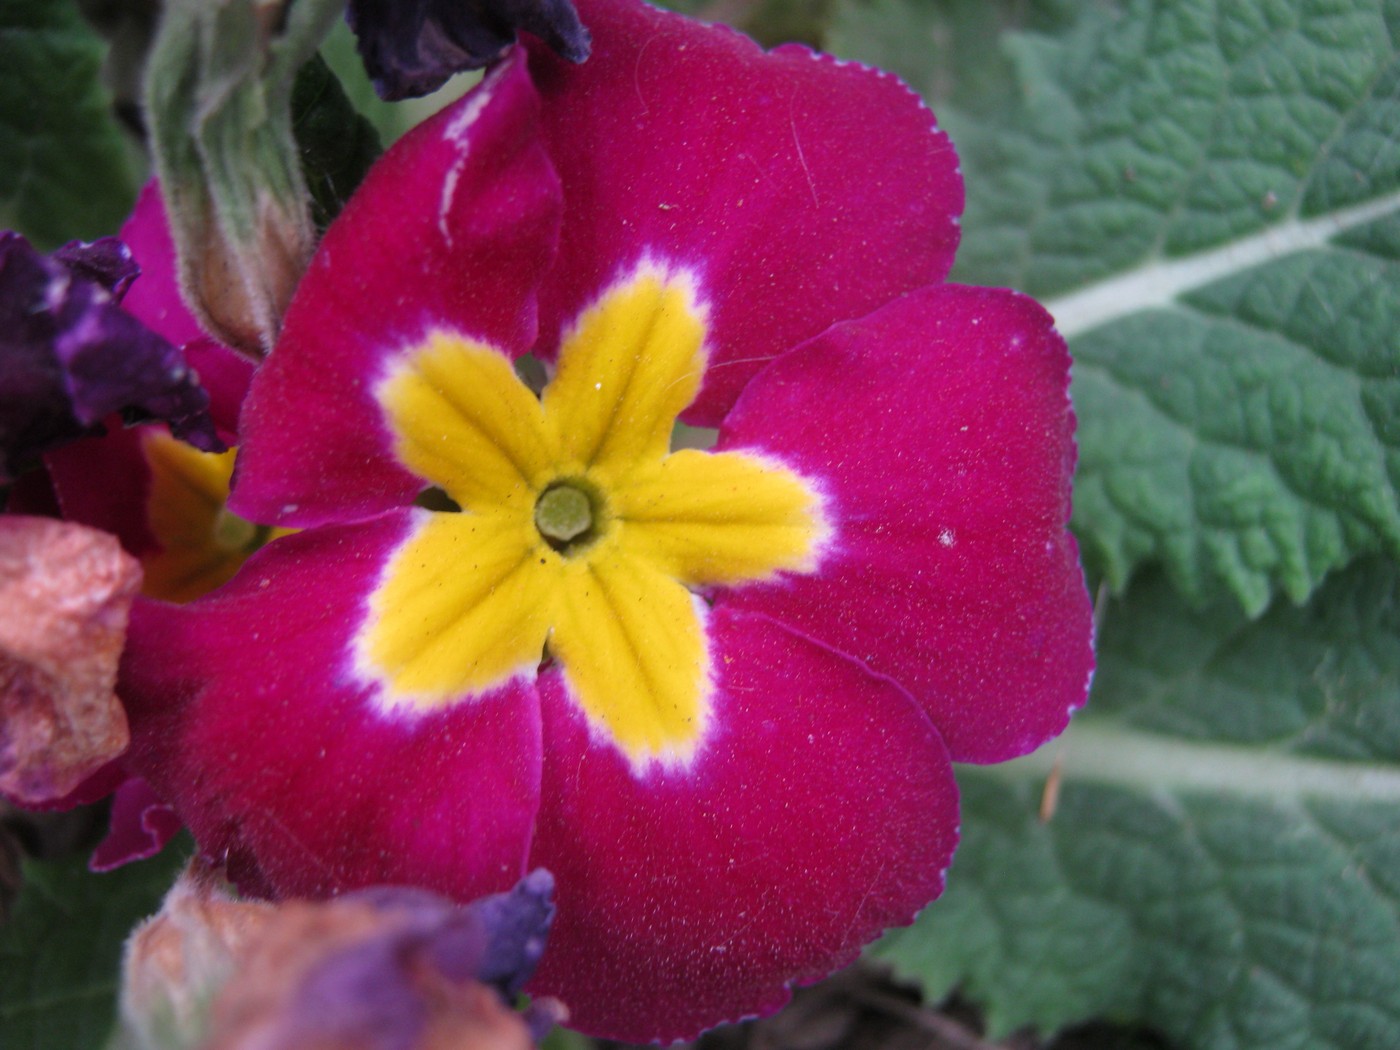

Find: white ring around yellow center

[357,266,830,765]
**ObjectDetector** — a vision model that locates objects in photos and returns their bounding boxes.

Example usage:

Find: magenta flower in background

[117,0,1094,1040]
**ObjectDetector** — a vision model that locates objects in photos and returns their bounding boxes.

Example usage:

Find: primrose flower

[118,0,1094,1040]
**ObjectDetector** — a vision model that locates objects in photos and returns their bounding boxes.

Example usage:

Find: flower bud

[144,0,344,356]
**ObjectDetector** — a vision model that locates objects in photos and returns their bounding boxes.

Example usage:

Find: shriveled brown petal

[121,866,545,1050]
[121,863,278,1047]
[0,516,140,804]
[208,910,535,1050]
[205,897,538,1050]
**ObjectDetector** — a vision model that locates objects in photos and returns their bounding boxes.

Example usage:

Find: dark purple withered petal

[347,0,590,100]
[51,237,140,299]
[0,231,222,483]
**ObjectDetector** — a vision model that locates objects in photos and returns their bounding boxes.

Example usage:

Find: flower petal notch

[348,0,591,100]
[117,0,1093,1041]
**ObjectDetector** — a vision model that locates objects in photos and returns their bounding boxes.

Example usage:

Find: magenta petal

[527,0,962,424]
[46,422,157,556]
[721,285,1094,763]
[118,182,207,349]
[118,511,542,900]
[231,49,561,529]
[526,607,956,1042]
[89,776,182,872]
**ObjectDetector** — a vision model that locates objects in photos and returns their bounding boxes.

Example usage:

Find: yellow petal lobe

[614,448,830,586]
[378,333,552,510]
[542,269,707,481]
[548,548,711,764]
[141,432,289,603]
[358,511,553,706]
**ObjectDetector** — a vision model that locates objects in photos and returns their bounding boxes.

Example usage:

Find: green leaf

[874,558,1400,1050]
[831,0,1400,613]
[653,0,836,48]
[0,0,137,248]
[291,53,383,230]
[827,0,1085,114]
[1071,220,1400,613]
[0,844,187,1050]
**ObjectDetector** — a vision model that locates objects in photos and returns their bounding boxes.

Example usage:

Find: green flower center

[534,481,600,552]
[212,507,260,552]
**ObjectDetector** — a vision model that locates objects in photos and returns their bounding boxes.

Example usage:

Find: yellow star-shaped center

[356,266,829,764]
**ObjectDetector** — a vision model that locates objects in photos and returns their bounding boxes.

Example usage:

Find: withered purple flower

[347,0,590,100]
[119,866,560,1049]
[0,231,221,486]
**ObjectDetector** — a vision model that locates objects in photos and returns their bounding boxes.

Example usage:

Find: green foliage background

[0,0,137,247]
[826,2,1400,1048]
